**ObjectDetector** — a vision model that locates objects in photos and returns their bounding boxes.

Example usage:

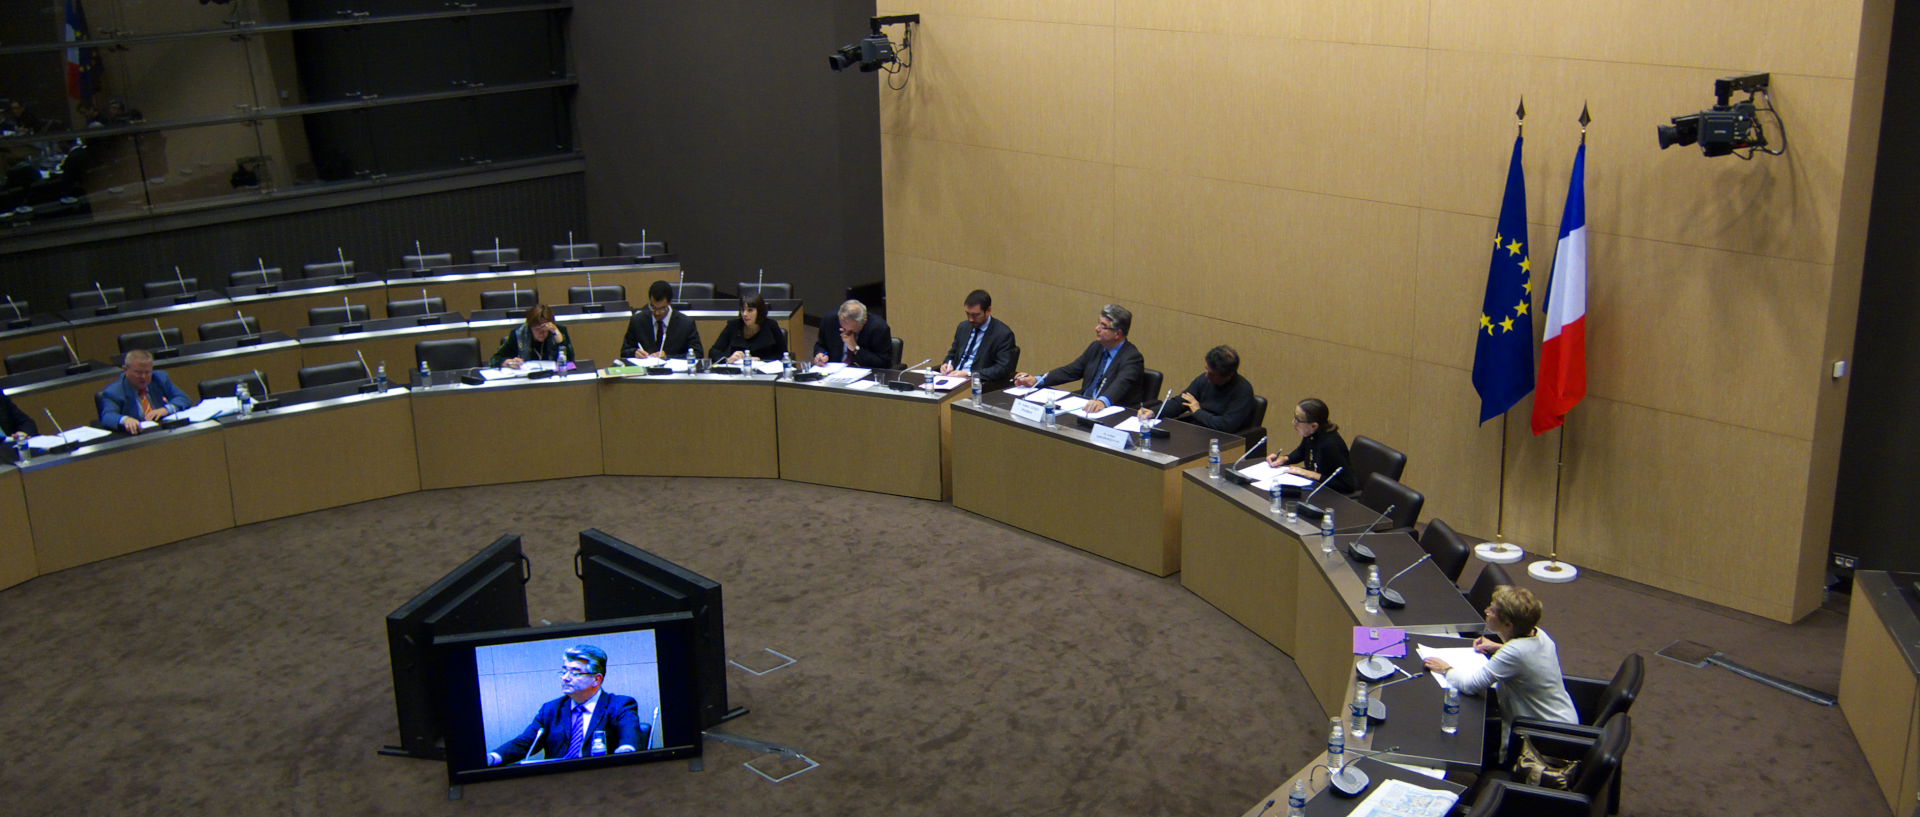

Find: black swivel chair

[473,247,520,264]
[198,371,269,401]
[479,290,538,311]
[401,252,453,270]
[416,338,482,372]
[67,287,126,310]
[1515,653,1643,815]
[1464,562,1513,611]
[1355,472,1423,532]
[1470,715,1632,817]
[386,297,447,318]
[227,268,283,288]
[117,328,185,354]
[5,345,69,374]
[1234,396,1269,454]
[142,277,198,298]
[302,260,354,279]
[737,282,792,300]
[307,305,370,326]
[297,360,368,389]
[671,282,714,301]
[1348,435,1409,498]
[569,285,625,304]
[1138,368,1164,409]
[1417,518,1473,583]
[619,240,666,257]
[197,317,260,341]
[551,242,601,261]
[890,337,904,369]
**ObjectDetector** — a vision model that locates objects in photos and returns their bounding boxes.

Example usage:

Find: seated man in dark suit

[620,280,703,360]
[938,289,1017,385]
[812,299,893,369]
[1137,345,1256,432]
[2,392,37,442]
[95,348,192,435]
[1013,304,1145,413]
[487,644,647,765]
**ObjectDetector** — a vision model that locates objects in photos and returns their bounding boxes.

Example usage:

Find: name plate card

[1088,423,1131,451]
[1010,398,1046,424]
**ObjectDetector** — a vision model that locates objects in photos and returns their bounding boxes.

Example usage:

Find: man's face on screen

[559,659,603,700]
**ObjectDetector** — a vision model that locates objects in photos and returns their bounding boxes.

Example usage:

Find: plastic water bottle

[591,729,607,756]
[1351,681,1370,738]
[1441,687,1460,734]
[1287,779,1307,817]
[418,359,430,389]
[1270,483,1284,515]
[782,351,793,379]
[1320,509,1336,554]
[686,346,697,373]
[971,374,982,403]
[12,436,28,463]
[237,381,253,416]
[1327,717,1345,771]
[1207,439,1222,478]
[376,361,389,392]
[1044,398,1058,428]
[1364,565,1382,614]
[557,347,570,373]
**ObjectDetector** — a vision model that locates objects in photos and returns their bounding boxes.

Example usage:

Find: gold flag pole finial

[1579,102,1591,144]
[1516,97,1526,136]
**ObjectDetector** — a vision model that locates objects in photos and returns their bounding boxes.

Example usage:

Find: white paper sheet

[753,361,785,375]
[27,426,113,450]
[1234,462,1315,491]
[177,397,240,423]
[1413,645,1488,689]
[927,376,968,391]
[844,379,877,390]
[823,367,871,383]
[811,362,849,373]
[1078,404,1126,420]
[476,367,523,381]
[1114,416,1152,432]
[1004,386,1036,397]
[1022,387,1069,404]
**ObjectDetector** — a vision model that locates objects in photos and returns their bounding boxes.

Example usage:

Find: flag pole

[1529,103,1590,584]
[1477,98,1529,566]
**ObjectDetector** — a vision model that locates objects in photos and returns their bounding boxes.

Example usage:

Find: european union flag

[1472,134,1535,423]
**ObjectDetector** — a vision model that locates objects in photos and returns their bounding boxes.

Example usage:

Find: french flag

[65,0,99,102]
[1533,143,1588,435]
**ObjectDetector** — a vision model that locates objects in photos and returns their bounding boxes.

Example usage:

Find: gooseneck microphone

[1229,436,1267,468]
[1329,745,1400,796]
[1356,635,1404,680]
[1378,553,1431,609]
[1293,465,1344,522]
[1343,504,1395,563]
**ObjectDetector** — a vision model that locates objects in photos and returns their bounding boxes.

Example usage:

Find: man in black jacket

[1013,304,1145,412]
[939,289,1018,385]
[1138,345,1255,432]
[813,299,894,369]
[620,280,703,360]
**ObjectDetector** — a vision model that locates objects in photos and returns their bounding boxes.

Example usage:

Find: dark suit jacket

[1040,340,1146,407]
[620,309,703,358]
[1,393,36,437]
[95,371,192,430]
[1154,372,1256,433]
[941,317,1017,383]
[491,691,647,764]
[814,312,893,369]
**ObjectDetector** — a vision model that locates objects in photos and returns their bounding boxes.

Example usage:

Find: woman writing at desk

[1266,397,1353,494]
[709,294,785,364]
[1423,585,1578,725]
[489,304,575,369]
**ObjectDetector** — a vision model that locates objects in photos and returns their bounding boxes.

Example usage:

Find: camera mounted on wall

[1657,72,1787,159]
[829,14,919,87]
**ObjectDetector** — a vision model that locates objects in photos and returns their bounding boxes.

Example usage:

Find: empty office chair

[67,286,126,310]
[1355,472,1423,532]
[1416,518,1473,583]
[5,345,68,375]
[302,260,354,279]
[671,282,714,301]
[297,360,367,389]
[1458,783,1505,817]
[551,242,601,261]
[472,247,521,264]
[619,240,666,257]
[198,371,269,401]
[1474,715,1631,817]
[401,252,453,270]
[737,281,791,300]
[227,268,284,288]
[1347,435,1408,498]
[142,277,198,298]
[479,289,539,310]
[117,328,185,354]
[1139,368,1164,410]
[386,297,447,318]
[307,305,370,326]
[416,337,482,372]
[889,337,904,369]
[0,298,28,319]
[569,285,625,304]
[197,317,260,342]
[1465,562,1513,611]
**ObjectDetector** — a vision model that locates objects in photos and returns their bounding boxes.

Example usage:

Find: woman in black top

[1266,397,1353,493]
[709,294,786,363]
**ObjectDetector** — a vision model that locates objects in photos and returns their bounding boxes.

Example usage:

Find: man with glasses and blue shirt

[938,289,1017,386]
[1012,304,1146,413]
[487,644,646,765]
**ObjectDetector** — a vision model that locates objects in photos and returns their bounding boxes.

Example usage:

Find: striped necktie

[564,703,588,759]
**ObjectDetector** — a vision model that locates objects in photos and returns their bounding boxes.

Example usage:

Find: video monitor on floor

[436,613,702,785]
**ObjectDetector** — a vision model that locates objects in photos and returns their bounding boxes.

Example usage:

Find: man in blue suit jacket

[488,644,648,765]
[1014,304,1146,412]
[95,348,192,435]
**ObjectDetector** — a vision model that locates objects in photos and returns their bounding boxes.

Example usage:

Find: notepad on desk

[177,397,240,423]
[1414,645,1488,689]
[1073,404,1126,420]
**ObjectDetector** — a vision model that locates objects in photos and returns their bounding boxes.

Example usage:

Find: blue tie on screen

[565,704,587,759]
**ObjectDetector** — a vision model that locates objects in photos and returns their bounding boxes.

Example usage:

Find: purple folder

[1352,627,1408,658]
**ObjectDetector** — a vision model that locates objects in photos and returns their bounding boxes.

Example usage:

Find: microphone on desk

[233,309,261,346]
[889,358,931,391]
[515,727,546,765]
[355,349,375,383]
[171,265,194,302]
[5,293,21,319]
[1292,466,1344,522]
[1356,634,1405,680]
[1220,436,1268,485]
[152,318,172,353]
[1229,436,1267,468]
[93,282,117,315]
[1378,553,1430,609]
[1328,745,1400,796]
[1251,799,1276,817]
[1341,504,1394,563]
[1362,669,1426,723]
[42,408,65,436]
[1131,389,1174,438]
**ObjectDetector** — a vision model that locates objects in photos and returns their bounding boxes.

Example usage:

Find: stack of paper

[823,367,871,384]
[26,426,112,451]
[177,397,241,423]
[1413,645,1488,689]
[1022,387,1069,404]
[1350,777,1459,817]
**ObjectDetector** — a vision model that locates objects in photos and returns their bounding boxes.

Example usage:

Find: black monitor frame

[575,528,738,728]
[382,534,531,760]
